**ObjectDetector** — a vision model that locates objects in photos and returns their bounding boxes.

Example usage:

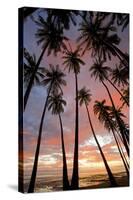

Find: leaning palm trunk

[101,80,129,157]
[106,78,129,107]
[111,129,129,176]
[85,104,118,187]
[71,73,79,189]
[59,114,70,190]
[28,83,52,193]
[115,132,129,169]
[24,44,48,111]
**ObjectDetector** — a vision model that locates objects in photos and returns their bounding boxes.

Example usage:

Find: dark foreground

[24,171,129,193]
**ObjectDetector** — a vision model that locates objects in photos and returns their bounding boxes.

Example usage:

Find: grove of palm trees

[19,7,129,193]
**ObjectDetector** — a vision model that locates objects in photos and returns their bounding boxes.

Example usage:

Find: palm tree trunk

[106,78,129,106]
[111,129,129,176]
[24,43,48,111]
[85,104,118,187]
[115,133,129,169]
[101,80,129,157]
[59,114,70,190]
[71,73,79,189]
[28,83,52,193]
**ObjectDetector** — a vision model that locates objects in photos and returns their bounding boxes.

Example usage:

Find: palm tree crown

[48,93,66,115]
[111,64,129,87]
[90,58,111,81]
[42,64,66,92]
[62,45,85,74]
[77,12,120,60]
[94,100,116,131]
[35,15,68,56]
[46,9,78,30]
[78,87,92,106]
[24,48,45,85]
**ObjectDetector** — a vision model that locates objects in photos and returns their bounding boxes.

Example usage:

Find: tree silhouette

[90,59,129,156]
[94,100,129,176]
[24,48,45,87]
[62,44,85,189]
[77,12,128,64]
[78,87,118,187]
[46,9,79,30]
[28,65,66,193]
[47,92,70,190]
[24,16,68,110]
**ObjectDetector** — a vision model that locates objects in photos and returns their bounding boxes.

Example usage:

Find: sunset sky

[23,9,129,182]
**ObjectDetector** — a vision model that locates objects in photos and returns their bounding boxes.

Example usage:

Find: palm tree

[90,59,129,156]
[47,93,70,190]
[28,64,66,193]
[24,48,45,87]
[77,12,128,64]
[62,44,85,189]
[94,100,129,176]
[78,87,118,187]
[111,64,129,88]
[46,9,79,30]
[24,15,68,110]
[92,59,129,106]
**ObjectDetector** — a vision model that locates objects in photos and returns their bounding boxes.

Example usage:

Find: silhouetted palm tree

[62,44,85,189]
[78,87,118,187]
[47,92,70,190]
[24,16,68,110]
[90,60,129,156]
[92,59,129,106]
[111,64,129,87]
[77,12,128,64]
[46,9,79,30]
[24,48,45,87]
[28,65,66,193]
[94,100,129,176]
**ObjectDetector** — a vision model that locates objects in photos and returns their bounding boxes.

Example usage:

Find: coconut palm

[62,44,85,189]
[47,93,70,190]
[24,15,68,110]
[94,100,129,176]
[77,12,128,64]
[24,48,45,87]
[91,59,129,106]
[111,64,129,87]
[28,64,66,193]
[78,87,117,186]
[46,9,79,30]
[90,60,129,156]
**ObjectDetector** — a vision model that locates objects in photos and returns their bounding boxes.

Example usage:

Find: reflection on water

[24,171,129,193]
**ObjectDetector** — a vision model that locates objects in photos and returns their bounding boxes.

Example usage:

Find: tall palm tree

[77,12,128,64]
[24,15,68,110]
[28,65,66,193]
[62,44,85,189]
[47,93,70,190]
[24,48,45,87]
[78,87,118,187]
[90,59,129,156]
[93,100,129,176]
